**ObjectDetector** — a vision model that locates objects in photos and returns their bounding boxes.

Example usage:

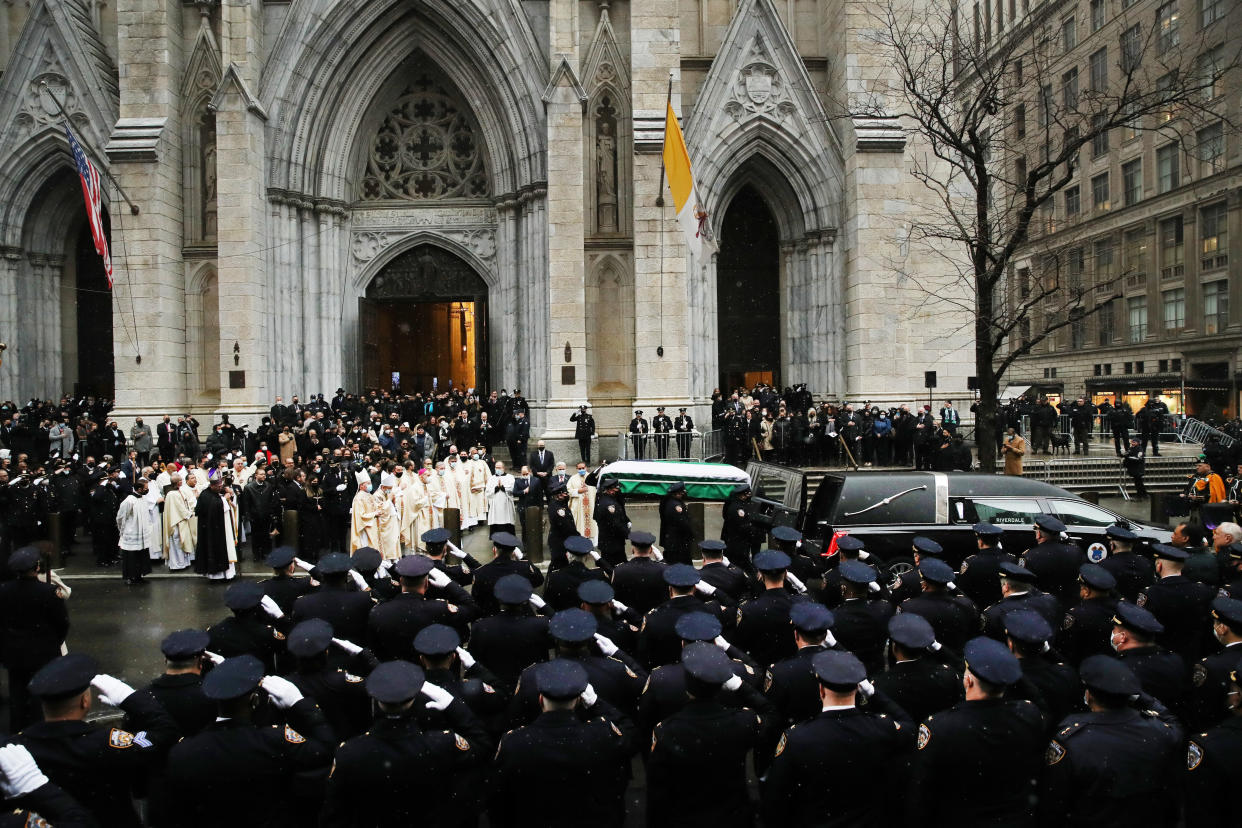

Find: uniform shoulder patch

[108,728,135,749]
[608,505,616,513]
[273,630,287,641]
[447,603,459,613]
[774,733,787,757]
[1187,740,1204,770]
[1045,740,1066,765]
[1193,663,1208,687]
[736,607,744,626]
[344,673,364,684]
[483,683,496,694]
[454,733,470,751]
[610,721,623,737]
[959,559,970,574]
[1136,592,1148,608]
[675,505,684,513]
[557,509,566,517]
[284,725,306,744]
[1062,613,1075,630]
[763,670,774,692]
[917,723,931,750]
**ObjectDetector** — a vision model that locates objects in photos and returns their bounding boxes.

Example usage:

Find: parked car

[746,461,1172,570]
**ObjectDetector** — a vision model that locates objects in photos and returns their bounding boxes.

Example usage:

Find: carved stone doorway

[360,244,489,393]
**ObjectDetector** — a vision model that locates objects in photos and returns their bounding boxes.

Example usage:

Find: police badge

[1086,542,1108,564]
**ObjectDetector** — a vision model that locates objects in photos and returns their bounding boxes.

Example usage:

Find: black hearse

[746,462,1172,569]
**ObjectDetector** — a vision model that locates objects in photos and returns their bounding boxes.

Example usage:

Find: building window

[1098,300,1115,345]
[1014,57,1024,86]
[1199,45,1224,101]
[1089,48,1108,92]
[1122,158,1142,206]
[1121,24,1142,73]
[1124,361,1133,374]
[1092,172,1111,212]
[1172,358,1181,372]
[1105,363,1113,375]
[1196,123,1224,178]
[1156,3,1179,55]
[1095,237,1116,286]
[1062,16,1077,51]
[1015,104,1026,138]
[1128,296,1148,343]
[1122,100,1141,141]
[1162,288,1185,330]
[1124,226,1148,286]
[1159,216,1184,280]
[1201,202,1228,271]
[1159,359,1168,372]
[1156,144,1180,193]
[1156,73,1177,123]
[1065,186,1080,216]
[1203,280,1229,334]
[1202,0,1223,26]
[1015,157,1028,188]
[1039,84,1053,127]
[1068,247,1085,290]
[1091,113,1110,158]
[1091,0,1106,31]
[1094,364,1103,376]
[1135,361,1144,373]
[1062,68,1079,110]
[1071,315,1086,349]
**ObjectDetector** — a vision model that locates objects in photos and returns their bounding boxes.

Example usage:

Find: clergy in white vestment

[485,461,518,537]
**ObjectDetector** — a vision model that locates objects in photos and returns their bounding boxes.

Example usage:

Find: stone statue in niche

[201,115,217,240]
[595,98,618,233]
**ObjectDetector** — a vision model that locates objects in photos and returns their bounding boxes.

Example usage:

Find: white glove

[332,637,363,656]
[824,631,838,648]
[335,483,346,492]
[858,679,876,698]
[588,548,602,562]
[374,560,392,580]
[786,572,808,594]
[580,683,598,707]
[713,635,732,653]
[930,640,943,652]
[426,568,452,588]
[90,674,135,706]
[348,569,370,591]
[513,549,525,560]
[611,598,629,613]
[203,650,224,665]
[0,745,48,799]
[293,557,315,572]
[528,593,546,610]
[447,542,467,559]
[721,556,732,568]
[593,633,619,657]
[260,675,304,709]
[652,548,664,562]
[723,674,743,692]
[858,550,871,561]
[696,581,716,596]
[455,646,476,669]
[421,681,454,711]
[259,595,284,620]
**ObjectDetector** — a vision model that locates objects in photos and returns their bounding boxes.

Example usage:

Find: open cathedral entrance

[717,185,780,391]
[360,245,488,393]
[74,210,114,398]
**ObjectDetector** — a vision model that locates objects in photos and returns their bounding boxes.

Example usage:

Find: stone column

[631,0,689,410]
[108,0,186,421]
[0,249,20,401]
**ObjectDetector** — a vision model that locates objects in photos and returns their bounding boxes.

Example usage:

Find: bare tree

[861,0,1239,469]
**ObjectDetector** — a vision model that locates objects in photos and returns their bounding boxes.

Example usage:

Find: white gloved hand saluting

[722,674,743,692]
[0,745,48,799]
[824,631,838,648]
[332,637,363,656]
[426,568,452,589]
[259,595,284,620]
[696,581,717,596]
[713,635,732,653]
[447,542,467,560]
[513,549,525,560]
[90,674,135,706]
[293,557,315,572]
[348,569,371,591]
[580,683,598,708]
[335,483,346,492]
[260,675,304,709]
[611,598,629,613]
[857,679,876,698]
[203,650,225,665]
[588,547,602,562]
[593,633,619,657]
[786,572,808,594]
[421,681,454,711]
[528,593,546,610]
[455,646,476,669]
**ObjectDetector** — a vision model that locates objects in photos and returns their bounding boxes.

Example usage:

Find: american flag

[65,122,113,287]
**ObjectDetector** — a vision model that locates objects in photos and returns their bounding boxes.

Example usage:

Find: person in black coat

[1184,667,1242,828]
[1100,525,1155,603]
[733,551,809,668]
[637,566,724,671]
[720,485,763,574]
[543,537,609,611]
[1020,516,1083,609]
[258,547,314,616]
[86,472,119,566]
[981,563,1062,641]
[897,557,980,653]
[593,477,630,568]
[873,614,963,724]
[292,555,378,646]
[1004,610,1080,727]
[544,480,580,571]
[658,483,694,565]
[0,547,69,731]
[1056,564,1120,666]
[365,556,477,661]
[957,523,1017,609]
[609,531,668,615]
[470,532,544,617]
[697,540,749,602]
[468,574,551,688]
[242,467,280,562]
[1109,601,1189,713]
[135,630,217,739]
[1138,543,1216,664]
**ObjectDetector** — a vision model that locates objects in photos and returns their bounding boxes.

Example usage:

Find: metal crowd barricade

[1020,454,1192,493]
[1177,417,1235,448]
[615,430,721,462]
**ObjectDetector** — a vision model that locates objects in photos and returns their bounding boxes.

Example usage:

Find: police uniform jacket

[981,590,1063,642]
[291,586,375,644]
[957,549,1018,609]
[489,701,634,828]
[1018,656,1080,727]
[366,589,477,662]
[136,673,215,737]
[1137,574,1216,662]
[912,698,1044,827]
[732,588,808,668]
[1038,706,1183,828]
[593,493,630,566]
[0,577,70,674]
[16,688,180,828]
[1021,541,1083,607]
[1101,551,1156,603]
[646,690,772,828]
[720,498,763,568]
[832,598,895,674]
[698,562,749,603]
[259,574,314,617]
[761,692,914,828]
[470,559,544,617]
[571,413,595,440]
[423,665,508,733]
[1114,645,1188,712]
[509,653,645,726]
[1055,596,1118,666]
[764,645,834,731]
[206,615,286,672]
[0,780,94,828]
[543,561,608,611]
[545,499,580,570]
[1186,642,1242,731]
[638,595,724,671]
[658,497,693,565]
[287,663,372,742]
[1184,715,1242,828]
[638,660,762,737]
[610,558,670,615]
[873,658,963,724]
[467,611,551,688]
[898,592,979,653]
[322,699,490,828]
[164,697,334,828]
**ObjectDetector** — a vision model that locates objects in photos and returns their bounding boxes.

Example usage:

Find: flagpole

[656,72,673,358]
[41,81,140,215]
[655,72,673,208]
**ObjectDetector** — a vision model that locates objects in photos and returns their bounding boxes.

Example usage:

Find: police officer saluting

[1184,667,1242,827]
[1021,515,1082,608]
[1056,564,1119,666]
[874,613,962,724]
[957,522,1016,609]
[570,404,596,465]
[138,629,217,737]
[609,530,668,615]
[898,557,979,653]
[544,479,580,571]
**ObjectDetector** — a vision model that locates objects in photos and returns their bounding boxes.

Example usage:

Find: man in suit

[528,440,555,501]
[507,410,530,468]
[157,415,177,462]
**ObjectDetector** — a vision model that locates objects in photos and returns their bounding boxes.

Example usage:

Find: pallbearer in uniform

[652,407,673,459]
[674,408,695,459]
[629,410,649,459]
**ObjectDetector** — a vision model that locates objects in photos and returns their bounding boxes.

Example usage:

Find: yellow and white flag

[662,101,704,260]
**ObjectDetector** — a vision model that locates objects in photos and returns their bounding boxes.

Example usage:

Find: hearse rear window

[831,482,936,525]
[970,498,1040,526]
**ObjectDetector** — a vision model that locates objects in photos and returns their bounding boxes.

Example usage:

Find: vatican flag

[662,101,703,260]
